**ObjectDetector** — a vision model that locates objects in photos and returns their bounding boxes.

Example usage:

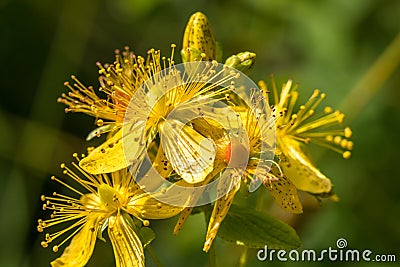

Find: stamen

[264,77,353,157]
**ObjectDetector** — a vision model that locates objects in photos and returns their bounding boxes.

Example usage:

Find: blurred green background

[1,0,399,266]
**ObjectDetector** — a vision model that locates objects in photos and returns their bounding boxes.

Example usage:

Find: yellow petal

[108,215,144,267]
[160,120,216,184]
[134,142,175,192]
[127,191,184,220]
[191,117,227,141]
[203,170,241,252]
[280,138,332,194]
[191,117,232,169]
[264,167,303,214]
[80,122,145,174]
[151,142,173,179]
[173,207,194,235]
[51,215,102,267]
[172,172,222,235]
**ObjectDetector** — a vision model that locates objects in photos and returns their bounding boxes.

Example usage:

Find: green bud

[225,52,256,74]
[181,12,217,62]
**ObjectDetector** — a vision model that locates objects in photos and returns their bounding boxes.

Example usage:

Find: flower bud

[225,52,256,74]
[181,12,217,62]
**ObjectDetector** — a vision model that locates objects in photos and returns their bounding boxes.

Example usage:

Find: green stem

[239,247,249,267]
[238,189,266,267]
[203,206,217,267]
[312,32,400,164]
[209,241,217,267]
[340,32,400,121]
[146,244,164,267]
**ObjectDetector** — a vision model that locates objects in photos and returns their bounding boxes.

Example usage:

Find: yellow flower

[80,64,240,186]
[58,46,175,132]
[58,45,233,183]
[37,154,182,267]
[173,88,303,252]
[259,78,353,194]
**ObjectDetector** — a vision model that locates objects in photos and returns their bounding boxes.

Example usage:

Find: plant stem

[147,244,164,267]
[239,247,249,267]
[209,241,217,267]
[340,32,400,121]
[203,206,217,267]
[238,189,266,267]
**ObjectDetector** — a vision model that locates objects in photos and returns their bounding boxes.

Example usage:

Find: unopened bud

[181,12,217,62]
[225,52,256,74]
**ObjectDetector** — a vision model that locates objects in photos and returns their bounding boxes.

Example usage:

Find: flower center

[98,184,124,211]
[224,141,249,168]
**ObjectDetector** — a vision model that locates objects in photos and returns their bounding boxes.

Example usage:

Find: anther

[344,127,352,138]
[334,136,342,144]
[340,139,347,148]
[342,151,351,159]
[346,141,354,150]
[337,112,345,123]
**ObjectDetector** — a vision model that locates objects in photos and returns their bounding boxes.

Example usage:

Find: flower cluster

[38,12,353,266]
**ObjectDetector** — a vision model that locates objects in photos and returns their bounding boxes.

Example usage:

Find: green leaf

[96,222,107,243]
[217,204,301,249]
[122,212,156,248]
[122,212,140,230]
[139,227,156,248]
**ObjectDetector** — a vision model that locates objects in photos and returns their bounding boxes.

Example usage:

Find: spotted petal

[203,169,241,252]
[173,169,224,235]
[264,165,303,214]
[80,122,146,174]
